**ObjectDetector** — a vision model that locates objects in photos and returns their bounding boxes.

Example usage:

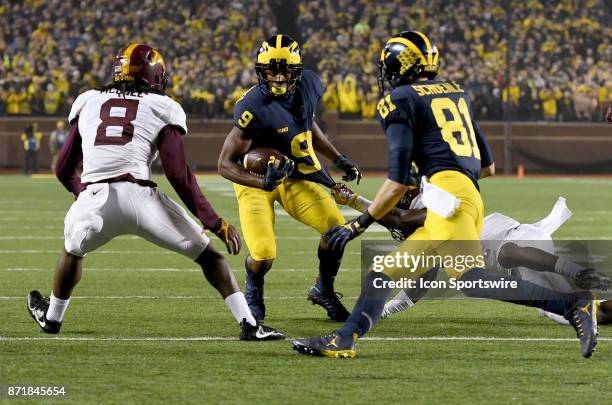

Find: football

[243,147,287,176]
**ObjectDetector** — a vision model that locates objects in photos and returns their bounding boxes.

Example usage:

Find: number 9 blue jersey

[233,69,335,187]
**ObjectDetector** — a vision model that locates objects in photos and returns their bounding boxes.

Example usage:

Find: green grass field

[1,175,611,404]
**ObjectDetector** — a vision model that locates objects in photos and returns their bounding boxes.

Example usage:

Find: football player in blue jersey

[292,31,599,358]
[218,35,361,322]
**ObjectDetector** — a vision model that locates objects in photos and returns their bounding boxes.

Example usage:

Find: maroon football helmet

[112,43,168,91]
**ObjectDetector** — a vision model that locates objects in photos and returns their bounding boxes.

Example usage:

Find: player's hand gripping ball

[243,147,286,176]
[263,156,294,191]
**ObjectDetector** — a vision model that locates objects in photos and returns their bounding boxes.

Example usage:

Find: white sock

[382,290,415,318]
[225,292,257,326]
[554,257,586,278]
[46,293,70,322]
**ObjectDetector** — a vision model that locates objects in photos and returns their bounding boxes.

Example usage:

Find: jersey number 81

[431,97,480,159]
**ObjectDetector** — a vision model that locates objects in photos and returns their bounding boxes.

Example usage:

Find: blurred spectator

[20,123,43,174]
[300,0,610,121]
[0,0,609,122]
[49,120,68,171]
[573,85,598,120]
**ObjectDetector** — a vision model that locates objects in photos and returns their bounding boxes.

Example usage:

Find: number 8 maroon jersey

[68,88,188,183]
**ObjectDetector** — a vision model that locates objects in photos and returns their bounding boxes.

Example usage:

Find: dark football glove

[325,212,375,251]
[263,156,294,191]
[334,154,362,184]
[574,268,611,291]
[210,218,241,255]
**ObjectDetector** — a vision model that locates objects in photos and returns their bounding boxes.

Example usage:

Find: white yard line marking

[0,295,359,300]
[0,336,609,342]
[4,267,360,273]
[0,250,175,254]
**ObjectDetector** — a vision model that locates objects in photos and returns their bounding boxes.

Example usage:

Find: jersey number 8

[431,97,480,159]
[95,99,140,146]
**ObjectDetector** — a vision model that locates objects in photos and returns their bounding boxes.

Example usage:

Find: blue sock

[315,243,344,295]
[338,272,393,338]
[459,267,584,316]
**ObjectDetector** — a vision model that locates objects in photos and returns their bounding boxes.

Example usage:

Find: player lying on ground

[26,43,284,341]
[218,35,361,322]
[330,185,611,323]
[293,31,599,358]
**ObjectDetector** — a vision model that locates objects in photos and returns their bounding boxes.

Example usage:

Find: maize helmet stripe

[257,36,301,64]
[387,36,427,65]
[255,34,303,98]
[120,43,142,77]
[150,49,166,70]
[387,37,425,60]
[413,31,434,65]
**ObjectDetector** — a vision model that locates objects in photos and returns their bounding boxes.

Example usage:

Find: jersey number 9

[290,130,322,174]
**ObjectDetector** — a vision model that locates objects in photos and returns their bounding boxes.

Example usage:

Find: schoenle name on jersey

[411,81,464,97]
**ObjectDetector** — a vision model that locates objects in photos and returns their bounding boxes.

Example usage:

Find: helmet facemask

[255,34,303,99]
[256,59,302,98]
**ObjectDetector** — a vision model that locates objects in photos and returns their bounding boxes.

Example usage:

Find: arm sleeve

[55,121,83,196]
[157,125,220,230]
[386,121,414,185]
[473,120,494,167]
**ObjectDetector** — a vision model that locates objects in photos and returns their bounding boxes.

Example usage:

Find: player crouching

[26,43,283,341]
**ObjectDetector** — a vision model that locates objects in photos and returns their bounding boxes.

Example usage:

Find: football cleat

[239,319,285,341]
[245,270,265,321]
[307,285,350,322]
[27,290,61,334]
[564,297,599,358]
[292,331,357,358]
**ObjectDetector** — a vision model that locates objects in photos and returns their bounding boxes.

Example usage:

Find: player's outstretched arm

[218,126,267,189]
[158,125,240,255]
[312,122,362,183]
[332,183,425,231]
[55,121,83,197]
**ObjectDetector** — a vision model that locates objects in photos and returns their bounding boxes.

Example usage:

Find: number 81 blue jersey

[376,79,493,187]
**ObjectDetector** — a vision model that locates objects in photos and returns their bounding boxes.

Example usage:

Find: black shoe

[27,290,61,334]
[245,270,265,321]
[239,319,285,341]
[292,331,357,358]
[307,285,350,322]
[565,297,599,358]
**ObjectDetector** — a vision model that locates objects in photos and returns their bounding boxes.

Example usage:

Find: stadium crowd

[0,0,610,121]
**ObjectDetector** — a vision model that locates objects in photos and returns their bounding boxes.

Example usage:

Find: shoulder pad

[68,90,97,123]
[389,85,417,104]
[376,86,416,129]
[233,88,265,132]
[165,97,188,134]
[301,69,324,98]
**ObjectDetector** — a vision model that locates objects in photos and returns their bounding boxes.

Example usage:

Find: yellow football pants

[383,170,485,281]
[234,179,345,261]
